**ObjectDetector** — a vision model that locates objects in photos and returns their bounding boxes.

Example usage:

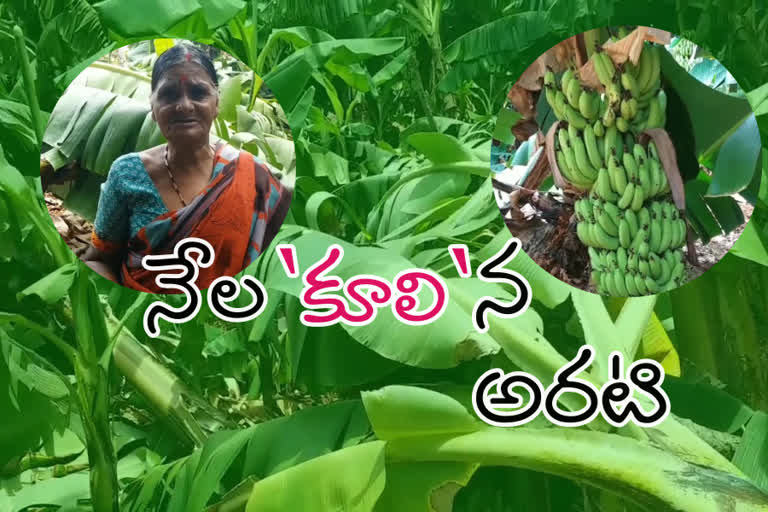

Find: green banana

[583,124,603,169]
[649,253,662,279]
[625,272,639,295]
[616,117,629,133]
[570,129,599,180]
[630,182,645,211]
[613,269,629,296]
[616,246,628,272]
[635,46,654,94]
[638,241,650,259]
[593,221,619,250]
[554,90,568,120]
[577,222,592,245]
[620,97,633,120]
[621,71,639,98]
[605,251,618,270]
[603,202,621,227]
[617,181,635,209]
[564,104,589,129]
[618,217,631,248]
[638,207,651,229]
[596,167,618,201]
[625,209,639,239]
[634,273,648,294]
[657,257,672,286]
[646,93,665,129]
[607,155,628,194]
[645,275,660,294]
[622,152,640,182]
[648,141,659,161]
[602,105,616,127]
[649,215,662,252]
[579,88,599,119]
[628,252,639,272]
[593,119,605,137]
[558,127,571,150]
[561,69,574,94]
[638,258,650,277]
[595,202,619,236]
[566,77,582,109]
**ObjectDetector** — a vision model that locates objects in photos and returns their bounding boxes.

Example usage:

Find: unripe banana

[631,226,647,252]
[588,247,603,270]
[592,271,603,288]
[593,222,619,250]
[593,119,605,137]
[638,158,652,197]
[624,209,639,239]
[605,251,618,270]
[603,202,621,227]
[545,86,564,119]
[561,69,574,93]
[558,127,571,150]
[593,52,612,87]
[564,104,588,129]
[649,253,662,279]
[638,258,650,277]
[635,45,654,94]
[619,217,631,248]
[648,141,660,161]
[606,80,622,107]
[648,158,662,197]
[602,105,616,127]
[579,88,599,120]
[650,215,662,252]
[613,269,629,296]
[638,207,651,229]
[616,246,628,272]
[570,130,599,180]
[554,90,568,120]
[618,181,635,209]
[607,155,628,194]
[577,222,592,245]
[596,167,618,201]
[602,273,618,296]
[544,70,556,87]
[620,97,633,120]
[638,241,650,259]
[621,71,640,98]
[630,183,645,212]
[628,252,639,272]
[604,125,620,160]
[625,272,639,296]
[622,152,639,182]
[657,257,672,286]
[645,275,660,294]
[583,124,603,169]
[616,116,629,133]
[566,78,582,109]
[634,273,648,295]
[646,93,664,129]
[596,202,619,236]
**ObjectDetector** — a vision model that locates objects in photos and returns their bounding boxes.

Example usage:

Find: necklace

[164,144,187,207]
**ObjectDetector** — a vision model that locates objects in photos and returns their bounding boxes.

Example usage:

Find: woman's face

[151,61,219,146]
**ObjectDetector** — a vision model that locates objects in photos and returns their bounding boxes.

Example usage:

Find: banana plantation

[0,1,768,511]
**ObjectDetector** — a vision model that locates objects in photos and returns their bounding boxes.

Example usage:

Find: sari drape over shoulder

[92,143,291,293]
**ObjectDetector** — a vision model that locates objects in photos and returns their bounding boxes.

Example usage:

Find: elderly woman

[84,44,291,292]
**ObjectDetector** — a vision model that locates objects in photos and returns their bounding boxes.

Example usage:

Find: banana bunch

[543,41,686,295]
[573,138,686,295]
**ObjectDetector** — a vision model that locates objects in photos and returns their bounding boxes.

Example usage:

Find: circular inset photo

[40,40,294,292]
[491,26,761,296]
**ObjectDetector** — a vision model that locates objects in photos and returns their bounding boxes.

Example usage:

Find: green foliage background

[0,0,768,511]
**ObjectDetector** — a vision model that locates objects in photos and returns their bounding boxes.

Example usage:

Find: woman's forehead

[156,61,215,86]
